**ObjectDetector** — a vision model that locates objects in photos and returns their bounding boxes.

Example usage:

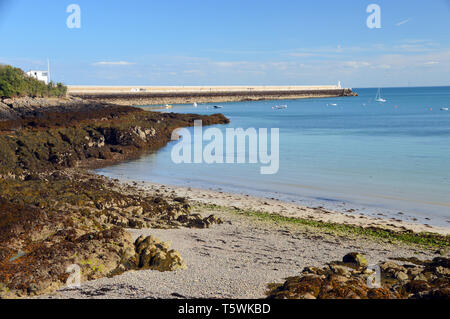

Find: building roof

[27,70,48,73]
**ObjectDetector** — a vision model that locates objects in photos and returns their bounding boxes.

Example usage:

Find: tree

[0,64,67,98]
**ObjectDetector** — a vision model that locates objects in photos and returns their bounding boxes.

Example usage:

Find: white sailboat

[375,88,387,103]
[193,102,198,107]
[272,105,288,110]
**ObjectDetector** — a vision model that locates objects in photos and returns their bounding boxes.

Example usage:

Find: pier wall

[68,86,357,106]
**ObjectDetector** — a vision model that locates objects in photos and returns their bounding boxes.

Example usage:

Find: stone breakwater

[69,88,357,106]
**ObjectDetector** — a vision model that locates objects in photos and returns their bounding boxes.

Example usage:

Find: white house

[130,88,146,92]
[26,70,50,84]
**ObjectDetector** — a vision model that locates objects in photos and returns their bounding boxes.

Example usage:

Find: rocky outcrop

[0,102,229,298]
[0,206,189,298]
[0,169,225,298]
[267,253,450,299]
[133,235,186,271]
[0,201,136,298]
[342,252,368,267]
[0,96,86,120]
[0,103,229,176]
[175,213,223,228]
[0,101,16,120]
[342,89,358,96]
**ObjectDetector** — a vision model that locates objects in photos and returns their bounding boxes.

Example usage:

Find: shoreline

[96,164,449,229]
[39,174,445,299]
[116,179,450,236]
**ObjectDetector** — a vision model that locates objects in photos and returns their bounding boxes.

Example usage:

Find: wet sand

[132,181,450,236]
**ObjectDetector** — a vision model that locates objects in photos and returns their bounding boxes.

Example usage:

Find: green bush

[0,64,67,98]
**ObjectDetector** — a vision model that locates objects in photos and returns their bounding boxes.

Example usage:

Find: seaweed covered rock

[0,103,229,175]
[176,213,224,228]
[268,274,397,299]
[267,254,450,299]
[0,174,222,231]
[0,172,224,298]
[133,235,186,271]
[342,252,368,268]
[0,102,229,297]
[0,222,135,298]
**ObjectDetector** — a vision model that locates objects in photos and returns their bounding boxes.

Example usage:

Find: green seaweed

[196,203,449,248]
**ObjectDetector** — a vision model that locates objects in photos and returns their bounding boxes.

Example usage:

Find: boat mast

[47,58,51,83]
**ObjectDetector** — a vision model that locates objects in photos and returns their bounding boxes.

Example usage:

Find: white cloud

[183,69,203,74]
[92,61,135,66]
[373,64,392,69]
[79,48,450,87]
[342,61,371,69]
[287,52,317,58]
[396,18,411,26]
[214,61,245,68]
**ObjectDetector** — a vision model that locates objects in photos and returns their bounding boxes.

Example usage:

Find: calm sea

[96,87,450,227]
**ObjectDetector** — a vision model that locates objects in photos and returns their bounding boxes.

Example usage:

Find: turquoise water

[97,87,450,226]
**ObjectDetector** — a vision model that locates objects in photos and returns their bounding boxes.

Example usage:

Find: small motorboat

[165,104,172,109]
[272,105,288,110]
[441,107,449,111]
[213,105,223,109]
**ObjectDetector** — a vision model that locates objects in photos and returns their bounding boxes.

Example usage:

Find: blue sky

[1,0,450,87]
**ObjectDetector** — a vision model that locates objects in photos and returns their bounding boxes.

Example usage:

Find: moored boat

[272,105,288,110]
[375,88,387,103]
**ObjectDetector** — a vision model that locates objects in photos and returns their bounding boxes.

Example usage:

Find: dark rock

[343,252,368,267]
[267,254,450,299]
[404,280,431,294]
[133,235,186,271]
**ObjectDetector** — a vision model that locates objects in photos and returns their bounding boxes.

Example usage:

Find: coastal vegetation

[0,64,67,98]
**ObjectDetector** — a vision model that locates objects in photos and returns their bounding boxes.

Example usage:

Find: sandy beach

[136,182,450,235]
[39,180,446,299]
